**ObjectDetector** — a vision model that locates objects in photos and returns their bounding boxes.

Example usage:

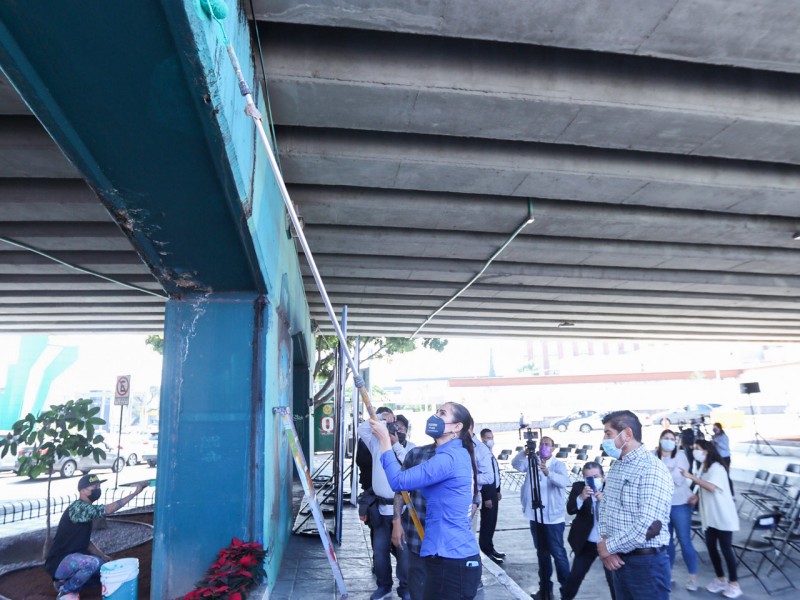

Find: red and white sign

[114,375,131,406]
[320,416,334,434]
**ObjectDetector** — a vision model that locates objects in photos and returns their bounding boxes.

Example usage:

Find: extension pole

[221,43,425,541]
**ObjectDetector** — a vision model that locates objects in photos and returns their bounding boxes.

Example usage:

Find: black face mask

[397,432,407,445]
[88,489,101,502]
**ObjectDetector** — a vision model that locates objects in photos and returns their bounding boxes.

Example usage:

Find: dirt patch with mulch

[0,513,153,600]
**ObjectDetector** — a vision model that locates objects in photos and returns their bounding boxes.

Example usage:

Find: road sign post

[114,375,131,489]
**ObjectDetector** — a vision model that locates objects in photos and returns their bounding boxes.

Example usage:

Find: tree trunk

[42,473,53,560]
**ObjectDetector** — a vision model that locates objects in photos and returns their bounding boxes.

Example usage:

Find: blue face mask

[660,439,676,452]
[425,414,446,438]
[601,431,625,459]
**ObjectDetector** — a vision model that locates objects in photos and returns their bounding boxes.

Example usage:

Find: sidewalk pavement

[272,442,800,600]
[269,500,528,600]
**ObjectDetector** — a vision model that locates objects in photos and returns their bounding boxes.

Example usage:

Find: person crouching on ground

[371,402,482,600]
[561,461,615,600]
[511,435,570,600]
[46,474,148,600]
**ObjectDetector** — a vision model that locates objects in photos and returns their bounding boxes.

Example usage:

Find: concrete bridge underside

[2,0,800,341]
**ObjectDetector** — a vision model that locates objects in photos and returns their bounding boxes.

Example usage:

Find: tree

[0,398,108,558]
[313,336,447,407]
[145,334,164,355]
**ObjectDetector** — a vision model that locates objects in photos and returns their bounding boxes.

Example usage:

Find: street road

[0,463,156,502]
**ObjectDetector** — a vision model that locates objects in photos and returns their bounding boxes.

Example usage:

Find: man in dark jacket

[46,474,147,600]
[561,462,616,600]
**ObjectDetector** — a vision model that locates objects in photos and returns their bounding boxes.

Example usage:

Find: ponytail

[446,402,479,498]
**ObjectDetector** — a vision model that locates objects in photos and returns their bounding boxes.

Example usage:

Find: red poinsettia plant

[184,537,267,600]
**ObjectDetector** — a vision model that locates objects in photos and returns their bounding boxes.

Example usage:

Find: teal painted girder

[0,1,262,294]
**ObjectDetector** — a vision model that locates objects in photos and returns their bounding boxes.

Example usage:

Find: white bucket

[100,558,139,599]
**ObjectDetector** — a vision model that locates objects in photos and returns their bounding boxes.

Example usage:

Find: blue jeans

[370,507,408,593]
[529,521,570,595]
[668,503,698,575]
[612,551,670,600]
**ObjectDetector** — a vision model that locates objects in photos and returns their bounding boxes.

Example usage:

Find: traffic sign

[114,375,131,406]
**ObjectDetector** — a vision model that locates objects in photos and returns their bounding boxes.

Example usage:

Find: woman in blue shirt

[370,402,481,600]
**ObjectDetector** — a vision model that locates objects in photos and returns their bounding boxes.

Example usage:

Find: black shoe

[489,554,504,565]
[491,549,506,559]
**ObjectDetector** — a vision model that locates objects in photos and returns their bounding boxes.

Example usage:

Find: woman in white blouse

[681,439,741,599]
[655,429,698,591]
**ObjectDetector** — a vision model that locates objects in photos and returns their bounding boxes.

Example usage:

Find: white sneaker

[722,583,743,598]
[706,579,728,594]
[686,579,698,591]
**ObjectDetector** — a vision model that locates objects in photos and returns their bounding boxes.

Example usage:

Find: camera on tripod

[523,427,538,452]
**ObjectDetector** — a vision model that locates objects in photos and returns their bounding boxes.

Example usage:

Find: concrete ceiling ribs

[1,1,800,338]
[253,4,800,341]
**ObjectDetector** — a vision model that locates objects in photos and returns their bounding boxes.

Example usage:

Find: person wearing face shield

[370,402,482,600]
[596,411,673,600]
[511,435,571,600]
[46,474,148,599]
[359,408,415,600]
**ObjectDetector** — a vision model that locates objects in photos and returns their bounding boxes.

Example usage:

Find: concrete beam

[256,0,800,74]
[308,277,800,310]
[264,24,800,163]
[279,128,800,216]
[291,186,800,248]
[303,225,800,275]
[302,254,800,296]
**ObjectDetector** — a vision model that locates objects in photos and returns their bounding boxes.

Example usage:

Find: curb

[479,550,531,600]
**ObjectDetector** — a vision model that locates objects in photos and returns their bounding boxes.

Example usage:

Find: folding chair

[740,474,790,519]
[556,449,570,459]
[581,445,593,453]
[733,512,795,594]
[570,465,582,482]
[765,490,800,572]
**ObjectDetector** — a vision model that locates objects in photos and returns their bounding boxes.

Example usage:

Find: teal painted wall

[155,1,313,594]
[0,336,78,429]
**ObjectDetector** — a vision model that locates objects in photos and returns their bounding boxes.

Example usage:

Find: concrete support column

[152,292,266,599]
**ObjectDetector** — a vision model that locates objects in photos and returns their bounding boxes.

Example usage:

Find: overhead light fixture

[557,321,575,328]
[793,232,800,241]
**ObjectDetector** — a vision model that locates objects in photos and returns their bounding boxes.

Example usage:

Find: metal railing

[1,487,156,525]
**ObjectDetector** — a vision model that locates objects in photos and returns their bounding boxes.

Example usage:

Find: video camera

[523,427,538,452]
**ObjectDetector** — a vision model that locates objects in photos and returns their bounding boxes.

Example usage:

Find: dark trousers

[529,521,570,595]
[370,506,408,592]
[561,540,616,600]
[478,486,499,555]
[422,554,481,600]
[611,551,670,600]
[408,550,426,600]
[706,527,737,582]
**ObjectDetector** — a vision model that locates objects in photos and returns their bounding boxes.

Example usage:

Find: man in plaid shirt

[392,443,436,600]
[597,410,673,600]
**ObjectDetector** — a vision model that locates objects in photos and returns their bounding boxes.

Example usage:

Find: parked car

[14,442,125,479]
[142,431,158,467]
[568,411,606,433]
[551,410,597,433]
[649,403,722,426]
[115,432,152,466]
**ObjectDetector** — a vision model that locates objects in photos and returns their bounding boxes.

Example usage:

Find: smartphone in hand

[586,476,597,493]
